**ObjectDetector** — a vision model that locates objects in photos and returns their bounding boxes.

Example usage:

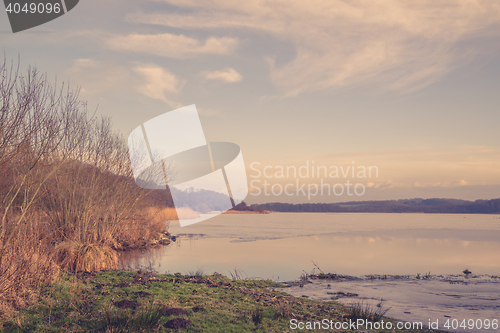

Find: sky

[1,0,500,203]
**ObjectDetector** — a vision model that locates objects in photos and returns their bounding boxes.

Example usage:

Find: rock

[164,318,192,330]
[158,239,171,245]
[113,300,138,309]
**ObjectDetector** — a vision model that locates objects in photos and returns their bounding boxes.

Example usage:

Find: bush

[0,57,173,314]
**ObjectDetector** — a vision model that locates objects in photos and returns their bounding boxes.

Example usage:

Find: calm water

[121,213,500,281]
[287,275,500,333]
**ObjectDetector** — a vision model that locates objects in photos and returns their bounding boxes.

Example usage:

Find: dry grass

[144,207,179,222]
[143,206,200,221]
[0,225,60,317]
[346,301,390,322]
[54,242,118,272]
[174,207,200,220]
[0,205,172,318]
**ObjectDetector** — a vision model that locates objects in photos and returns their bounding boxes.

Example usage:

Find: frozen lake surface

[286,275,500,333]
[121,213,500,331]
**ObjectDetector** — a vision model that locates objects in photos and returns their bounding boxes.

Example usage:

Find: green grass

[0,270,443,332]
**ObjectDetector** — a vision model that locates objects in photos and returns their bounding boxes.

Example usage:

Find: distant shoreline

[223,210,271,214]
[251,197,500,214]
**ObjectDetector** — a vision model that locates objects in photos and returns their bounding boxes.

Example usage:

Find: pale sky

[1,0,500,203]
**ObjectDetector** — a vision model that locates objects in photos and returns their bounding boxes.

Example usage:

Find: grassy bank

[0,270,443,332]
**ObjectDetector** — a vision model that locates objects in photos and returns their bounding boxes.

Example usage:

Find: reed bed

[0,58,176,316]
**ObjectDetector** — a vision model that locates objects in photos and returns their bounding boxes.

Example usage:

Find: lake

[121,212,500,332]
[122,213,500,280]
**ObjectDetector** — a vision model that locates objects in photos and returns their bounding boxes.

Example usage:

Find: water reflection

[120,213,500,281]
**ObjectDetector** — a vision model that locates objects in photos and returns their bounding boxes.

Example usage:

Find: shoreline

[222,210,271,214]
[0,270,444,332]
[284,273,500,333]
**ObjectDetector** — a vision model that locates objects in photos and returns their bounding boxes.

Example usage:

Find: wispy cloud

[107,33,239,58]
[66,58,132,95]
[66,59,184,106]
[133,63,184,106]
[203,67,242,83]
[130,0,500,95]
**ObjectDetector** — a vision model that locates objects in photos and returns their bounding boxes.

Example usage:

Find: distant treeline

[231,201,266,212]
[251,198,500,214]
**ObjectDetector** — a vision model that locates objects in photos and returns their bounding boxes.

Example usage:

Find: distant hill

[251,198,500,214]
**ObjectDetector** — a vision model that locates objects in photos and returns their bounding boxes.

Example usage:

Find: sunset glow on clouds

[1,0,499,202]
[129,0,500,95]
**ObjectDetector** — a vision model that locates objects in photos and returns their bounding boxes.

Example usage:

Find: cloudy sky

[1,0,500,203]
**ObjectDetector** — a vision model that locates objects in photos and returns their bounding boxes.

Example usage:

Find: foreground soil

[0,270,443,332]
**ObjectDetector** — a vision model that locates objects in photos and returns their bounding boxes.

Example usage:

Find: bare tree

[0,56,171,301]
[0,57,89,256]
